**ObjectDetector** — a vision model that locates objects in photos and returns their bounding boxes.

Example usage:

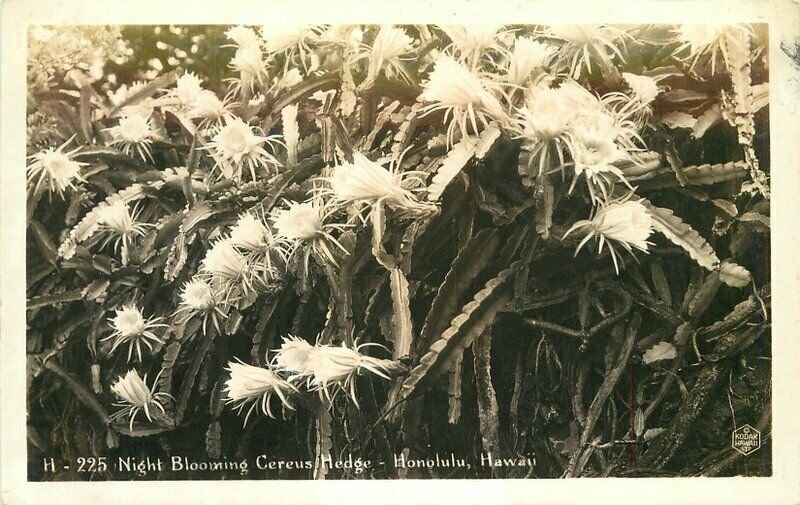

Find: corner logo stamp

[731,424,761,456]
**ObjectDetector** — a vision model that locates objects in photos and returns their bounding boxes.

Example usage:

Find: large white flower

[201,239,247,280]
[364,25,416,83]
[261,24,321,54]
[224,360,296,425]
[548,24,629,79]
[228,213,268,250]
[229,212,289,282]
[175,71,203,107]
[567,111,630,201]
[270,199,349,270]
[513,81,598,179]
[327,151,422,209]
[229,44,267,94]
[188,90,229,124]
[303,343,393,404]
[174,277,229,334]
[420,55,507,146]
[273,336,315,378]
[440,25,504,65]
[272,201,325,242]
[27,139,86,197]
[106,112,155,162]
[98,199,148,237]
[205,116,282,182]
[226,25,261,49]
[260,24,323,72]
[518,85,582,140]
[622,73,660,105]
[110,369,173,431]
[102,304,167,362]
[180,278,216,311]
[564,197,655,273]
[570,112,624,167]
[674,23,753,74]
[97,199,150,265]
[505,37,554,85]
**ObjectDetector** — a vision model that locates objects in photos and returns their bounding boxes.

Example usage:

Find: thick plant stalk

[722,29,769,197]
[641,363,727,469]
[566,313,640,477]
[473,327,502,463]
[314,402,333,480]
[447,356,464,424]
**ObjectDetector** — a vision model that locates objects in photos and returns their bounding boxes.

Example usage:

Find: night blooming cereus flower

[174,71,204,108]
[622,73,660,107]
[548,24,629,79]
[223,360,297,425]
[273,336,315,380]
[27,138,86,197]
[228,212,288,280]
[106,112,156,162]
[420,55,507,146]
[505,37,554,86]
[305,344,394,406]
[229,212,274,252]
[102,304,167,362]
[188,90,229,126]
[97,199,150,265]
[674,23,754,75]
[174,277,228,334]
[513,81,600,179]
[270,199,349,269]
[205,116,282,182]
[439,25,504,66]
[201,238,248,281]
[363,25,416,84]
[274,340,394,406]
[327,151,431,215]
[110,369,172,431]
[567,111,631,201]
[563,197,655,273]
[225,25,266,94]
[261,24,324,71]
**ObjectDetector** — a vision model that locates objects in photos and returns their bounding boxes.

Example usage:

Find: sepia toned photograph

[20,20,776,482]
[3,2,800,503]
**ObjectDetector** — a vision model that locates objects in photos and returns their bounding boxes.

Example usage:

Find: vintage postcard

[2,0,799,504]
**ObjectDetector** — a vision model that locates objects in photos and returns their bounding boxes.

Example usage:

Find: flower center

[43,152,80,182]
[119,116,151,142]
[116,311,145,336]
[220,125,251,155]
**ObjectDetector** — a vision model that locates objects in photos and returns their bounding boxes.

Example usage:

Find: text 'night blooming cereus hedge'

[26,24,771,480]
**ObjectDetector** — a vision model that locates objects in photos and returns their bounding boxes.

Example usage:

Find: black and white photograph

[2,1,800,504]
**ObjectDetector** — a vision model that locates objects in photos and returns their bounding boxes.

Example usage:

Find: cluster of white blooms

[274,339,394,405]
[29,23,761,435]
[223,336,395,422]
[168,72,230,126]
